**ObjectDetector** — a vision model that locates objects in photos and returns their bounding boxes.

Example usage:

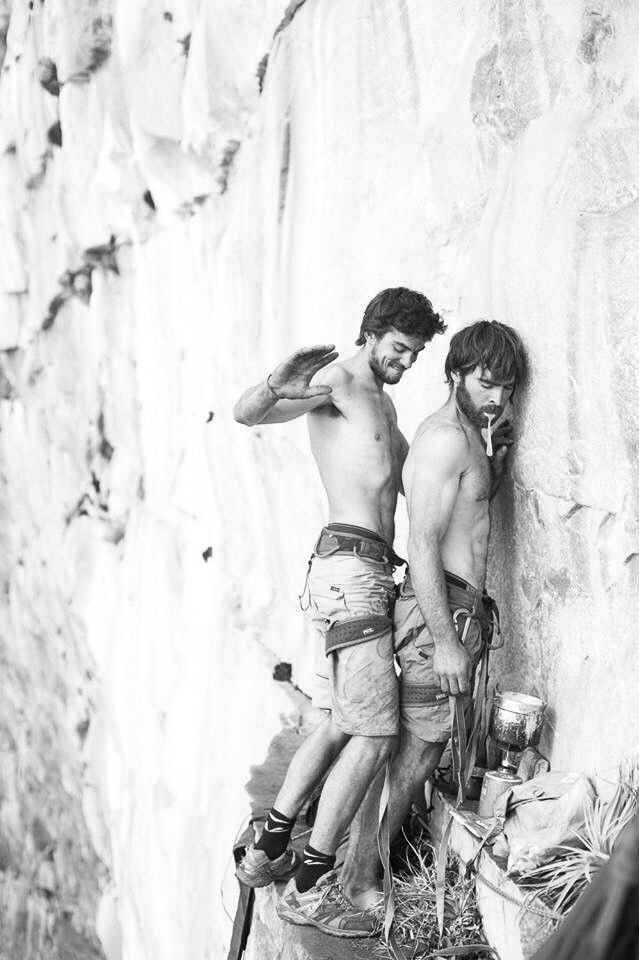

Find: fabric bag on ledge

[492,771,596,873]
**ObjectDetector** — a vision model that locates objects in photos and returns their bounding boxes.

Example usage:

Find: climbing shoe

[235,844,300,888]
[277,873,382,938]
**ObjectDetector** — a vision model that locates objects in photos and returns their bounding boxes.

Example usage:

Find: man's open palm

[269,344,339,399]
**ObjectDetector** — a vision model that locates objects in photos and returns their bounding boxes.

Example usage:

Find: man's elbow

[233,402,253,426]
[407,531,440,561]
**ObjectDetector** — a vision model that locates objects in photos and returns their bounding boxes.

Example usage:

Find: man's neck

[446,391,480,438]
[349,348,385,391]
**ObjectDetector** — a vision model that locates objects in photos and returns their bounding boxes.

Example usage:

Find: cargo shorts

[305,529,398,737]
[394,570,495,743]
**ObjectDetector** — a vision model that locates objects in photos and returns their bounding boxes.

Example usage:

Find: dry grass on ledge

[514,758,639,916]
[373,837,492,960]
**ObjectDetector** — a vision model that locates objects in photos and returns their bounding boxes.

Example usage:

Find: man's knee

[368,732,398,768]
[325,717,351,749]
[347,731,396,758]
[399,729,446,777]
[382,733,399,759]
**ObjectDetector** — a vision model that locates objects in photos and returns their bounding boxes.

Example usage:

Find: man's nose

[400,354,415,369]
[488,388,505,406]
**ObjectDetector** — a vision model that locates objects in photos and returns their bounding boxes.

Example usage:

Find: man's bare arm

[406,425,471,696]
[233,344,338,426]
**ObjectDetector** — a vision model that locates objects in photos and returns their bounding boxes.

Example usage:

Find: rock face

[0,1,637,958]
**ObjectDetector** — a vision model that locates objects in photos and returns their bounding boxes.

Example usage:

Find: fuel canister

[478,768,522,818]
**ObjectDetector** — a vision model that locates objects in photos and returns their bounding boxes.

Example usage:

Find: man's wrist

[266,373,283,400]
[432,633,462,650]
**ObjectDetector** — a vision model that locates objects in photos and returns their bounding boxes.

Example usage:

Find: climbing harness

[379,584,500,960]
[400,683,449,705]
[324,614,392,655]
[299,525,405,611]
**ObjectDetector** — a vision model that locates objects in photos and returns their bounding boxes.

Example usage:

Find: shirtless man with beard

[233,288,446,935]
[339,320,528,925]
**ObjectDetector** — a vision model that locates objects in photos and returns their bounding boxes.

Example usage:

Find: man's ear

[451,369,461,385]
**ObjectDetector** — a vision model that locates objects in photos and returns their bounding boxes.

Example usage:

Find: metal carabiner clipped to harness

[452,607,472,645]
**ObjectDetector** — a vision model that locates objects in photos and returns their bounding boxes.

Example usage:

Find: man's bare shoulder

[311,360,352,387]
[411,414,469,465]
[305,361,354,414]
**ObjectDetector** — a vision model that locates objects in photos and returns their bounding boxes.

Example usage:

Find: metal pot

[490,690,545,751]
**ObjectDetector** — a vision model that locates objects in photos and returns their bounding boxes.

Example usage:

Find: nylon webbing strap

[436,812,454,939]
[485,596,503,649]
[464,643,490,790]
[436,695,468,940]
[451,695,468,805]
[324,615,390,656]
[377,759,411,960]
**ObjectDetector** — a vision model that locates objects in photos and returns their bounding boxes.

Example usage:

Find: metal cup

[490,691,545,753]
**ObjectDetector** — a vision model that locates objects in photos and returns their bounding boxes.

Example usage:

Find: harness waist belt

[325,615,391,656]
[402,569,481,599]
[400,682,450,705]
[445,571,478,592]
[315,528,405,566]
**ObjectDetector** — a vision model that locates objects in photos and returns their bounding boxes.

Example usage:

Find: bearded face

[455,379,487,426]
[368,342,404,384]
[366,329,426,384]
[454,367,509,428]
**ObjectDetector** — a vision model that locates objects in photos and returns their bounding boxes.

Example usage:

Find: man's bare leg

[309,733,395,852]
[340,729,446,908]
[274,714,349,817]
[237,715,350,887]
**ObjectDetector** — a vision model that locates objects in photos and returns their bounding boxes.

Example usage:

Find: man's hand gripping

[486,418,514,497]
[267,344,338,399]
[432,638,471,697]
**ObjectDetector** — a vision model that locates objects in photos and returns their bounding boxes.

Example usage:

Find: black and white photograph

[0,2,637,959]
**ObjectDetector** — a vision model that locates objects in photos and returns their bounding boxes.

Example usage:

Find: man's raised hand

[267,344,339,399]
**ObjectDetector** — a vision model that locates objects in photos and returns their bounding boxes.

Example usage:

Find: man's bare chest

[460,457,491,504]
[348,399,400,453]
[310,399,400,459]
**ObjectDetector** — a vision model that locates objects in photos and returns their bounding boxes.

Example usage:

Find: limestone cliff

[0,1,637,958]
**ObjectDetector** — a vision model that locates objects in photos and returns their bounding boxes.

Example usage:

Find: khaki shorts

[394,571,493,743]
[307,548,398,737]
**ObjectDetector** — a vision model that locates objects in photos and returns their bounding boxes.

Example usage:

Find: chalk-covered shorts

[394,571,493,743]
[307,549,398,737]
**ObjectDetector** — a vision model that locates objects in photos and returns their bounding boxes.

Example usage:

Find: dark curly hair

[445,320,528,389]
[355,287,446,346]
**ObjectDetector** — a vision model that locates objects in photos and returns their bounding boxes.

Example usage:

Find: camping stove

[478,691,546,817]
[491,690,545,772]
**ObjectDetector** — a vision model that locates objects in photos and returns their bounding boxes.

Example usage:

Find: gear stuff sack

[491,771,596,873]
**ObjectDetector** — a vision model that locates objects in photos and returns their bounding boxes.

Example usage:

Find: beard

[368,349,403,384]
[456,381,487,427]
